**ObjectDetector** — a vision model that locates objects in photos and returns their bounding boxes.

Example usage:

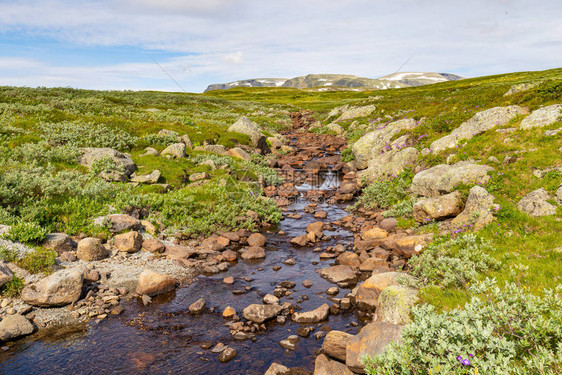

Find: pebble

[223,276,235,284]
[302,280,313,288]
[218,347,237,363]
[283,258,296,265]
[326,287,339,296]
[272,266,282,271]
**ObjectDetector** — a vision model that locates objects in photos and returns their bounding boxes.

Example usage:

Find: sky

[0,0,560,93]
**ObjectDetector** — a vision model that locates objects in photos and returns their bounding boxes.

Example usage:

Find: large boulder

[242,303,283,323]
[336,105,376,122]
[451,186,499,231]
[430,106,527,154]
[317,265,357,285]
[411,161,494,197]
[96,214,141,233]
[76,237,109,261]
[78,148,136,181]
[0,314,35,341]
[346,322,403,373]
[375,285,418,325]
[322,330,354,362]
[21,268,83,307]
[161,143,186,158]
[517,188,557,217]
[228,117,269,153]
[114,231,143,253]
[135,270,176,297]
[292,303,330,323]
[226,147,252,161]
[358,147,419,183]
[130,170,161,184]
[520,104,562,129]
[314,354,354,375]
[354,272,404,312]
[351,118,417,170]
[413,191,463,222]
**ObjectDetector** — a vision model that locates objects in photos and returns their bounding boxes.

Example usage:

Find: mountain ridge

[205,72,463,92]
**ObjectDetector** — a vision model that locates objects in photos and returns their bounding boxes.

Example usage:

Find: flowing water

[0,141,362,374]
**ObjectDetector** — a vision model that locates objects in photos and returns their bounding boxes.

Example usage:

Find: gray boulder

[43,233,75,254]
[351,118,418,170]
[243,303,283,323]
[358,147,419,184]
[518,188,557,217]
[411,161,494,197]
[0,314,35,341]
[228,117,269,152]
[430,106,527,154]
[76,237,109,261]
[336,104,376,122]
[0,261,14,288]
[161,143,186,158]
[556,185,562,205]
[375,285,418,325]
[520,104,562,129]
[21,268,84,307]
[130,170,161,184]
[451,186,499,231]
[78,148,136,181]
[180,134,193,149]
[413,191,463,222]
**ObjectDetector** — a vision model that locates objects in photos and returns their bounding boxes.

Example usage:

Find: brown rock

[241,246,266,260]
[359,257,387,272]
[336,252,361,267]
[413,191,463,222]
[314,354,354,375]
[346,322,403,373]
[307,221,324,237]
[142,238,165,253]
[361,227,388,240]
[317,265,357,284]
[290,234,310,247]
[223,276,235,284]
[106,214,141,233]
[164,244,195,260]
[378,218,398,232]
[222,250,238,262]
[322,330,353,362]
[222,306,236,318]
[44,233,75,254]
[355,272,410,312]
[292,303,330,323]
[247,233,267,247]
[135,270,176,297]
[265,363,291,375]
[21,268,83,307]
[76,237,109,261]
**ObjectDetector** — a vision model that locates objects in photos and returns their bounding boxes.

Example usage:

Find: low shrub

[41,120,138,150]
[2,222,48,244]
[17,247,57,274]
[352,170,412,210]
[1,276,24,297]
[364,278,562,374]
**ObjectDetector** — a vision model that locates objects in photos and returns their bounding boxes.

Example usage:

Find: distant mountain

[204,72,463,92]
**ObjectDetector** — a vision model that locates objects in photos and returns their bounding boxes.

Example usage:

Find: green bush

[383,197,415,218]
[17,247,57,274]
[341,147,355,162]
[407,234,501,288]
[0,245,18,262]
[352,170,412,210]
[364,278,562,374]
[1,276,24,297]
[2,222,48,244]
[41,120,138,150]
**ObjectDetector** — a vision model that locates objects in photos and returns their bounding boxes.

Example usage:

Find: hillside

[0,67,560,374]
[205,72,463,92]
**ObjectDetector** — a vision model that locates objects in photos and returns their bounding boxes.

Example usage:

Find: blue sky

[0,0,560,93]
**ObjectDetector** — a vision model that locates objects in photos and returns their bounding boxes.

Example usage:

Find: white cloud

[0,0,560,91]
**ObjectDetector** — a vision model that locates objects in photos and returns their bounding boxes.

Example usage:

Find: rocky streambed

[0,130,423,374]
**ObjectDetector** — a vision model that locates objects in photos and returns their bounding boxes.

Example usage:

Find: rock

[290,235,310,247]
[327,123,345,135]
[359,257,387,272]
[142,238,165,253]
[556,185,562,205]
[247,233,267,247]
[411,161,494,197]
[189,172,208,182]
[322,330,353,362]
[336,105,376,122]
[242,303,283,323]
[135,270,176,297]
[60,251,77,262]
[378,218,397,232]
[164,244,195,260]
[223,276,234,284]
[430,106,527,153]
[346,322,403,373]
[131,170,161,184]
[307,221,324,237]
[104,214,141,233]
[222,250,238,262]
[226,147,252,161]
[76,237,108,261]
[413,191,463,222]
[0,262,14,289]
[314,354,354,375]
[451,186,498,231]
[0,314,34,341]
[518,188,557,217]
[218,346,237,363]
[520,104,562,129]
[21,268,83,307]
[279,335,299,350]
[161,143,186,158]
[223,306,236,318]
[376,285,418,325]
[241,246,266,260]
[317,265,357,284]
[263,294,280,305]
[352,118,417,170]
[292,304,330,323]
[392,235,433,259]
[158,129,178,138]
[228,117,269,152]
[358,147,419,183]
[355,272,407,312]
[336,252,361,267]
[504,82,537,96]
[194,144,228,155]
[114,231,143,253]
[78,148,136,181]
[44,233,74,254]
[303,280,313,288]
[265,363,291,375]
[362,228,388,240]
[211,342,227,353]
[180,134,193,149]
[189,298,206,314]
[140,147,159,157]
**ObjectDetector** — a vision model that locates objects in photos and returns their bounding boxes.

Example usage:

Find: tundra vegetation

[0,67,561,373]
